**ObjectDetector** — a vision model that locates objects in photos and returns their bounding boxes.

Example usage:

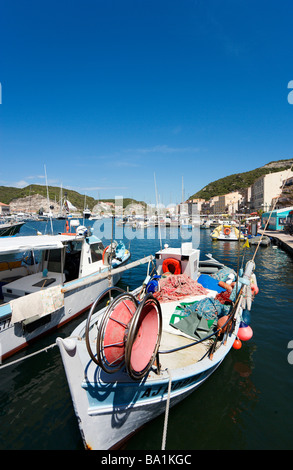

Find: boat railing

[61,255,154,293]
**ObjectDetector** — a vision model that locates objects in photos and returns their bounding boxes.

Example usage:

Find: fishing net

[154,273,208,303]
[211,266,236,282]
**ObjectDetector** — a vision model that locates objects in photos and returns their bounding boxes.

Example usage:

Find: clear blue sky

[1,0,293,205]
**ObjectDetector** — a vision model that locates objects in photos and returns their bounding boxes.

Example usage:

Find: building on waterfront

[0,202,10,216]
[250,170,293,212]
[212,191,243,215]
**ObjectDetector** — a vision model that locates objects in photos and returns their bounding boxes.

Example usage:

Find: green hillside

[190,159,293,201]
[0,184,145,210]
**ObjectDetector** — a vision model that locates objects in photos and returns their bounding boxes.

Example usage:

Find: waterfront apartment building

[250,169,293,212]
[212,191,242,215]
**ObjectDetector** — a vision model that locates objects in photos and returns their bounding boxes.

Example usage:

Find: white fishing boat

[0,220,130,361]
[210,224,245,241]
[57,241,257,450]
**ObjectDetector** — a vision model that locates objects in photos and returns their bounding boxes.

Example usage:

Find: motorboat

[0,220,130,361]
[0,220,25,236]
[210,224,245,241]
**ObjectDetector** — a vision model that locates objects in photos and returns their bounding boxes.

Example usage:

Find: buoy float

[251,283,259,295]
[233,339,242,350]
[224,227,231,235]
[216,315,230,335]
[237,321,253,341]
[218,280,233,292]
[250,273,259,295]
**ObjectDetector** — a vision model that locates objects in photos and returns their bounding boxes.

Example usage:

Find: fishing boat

[211,223,245,241]
[57,241,257,450]
[0,220,130,361]
[0,220,25,237]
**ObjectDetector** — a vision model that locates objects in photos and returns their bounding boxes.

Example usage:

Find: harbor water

[0,218,293,450]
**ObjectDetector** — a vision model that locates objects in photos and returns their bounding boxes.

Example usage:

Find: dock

[258,229,293,256]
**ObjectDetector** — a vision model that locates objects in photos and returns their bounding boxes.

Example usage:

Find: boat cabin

[0,232,107,302]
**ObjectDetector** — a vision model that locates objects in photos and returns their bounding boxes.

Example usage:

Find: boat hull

[0,272,121,361]
[57,314,240,450]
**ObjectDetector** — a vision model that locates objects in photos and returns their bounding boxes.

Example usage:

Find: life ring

[224,227,231,236]
[162,258,181,275]
[102,246,110,264]
[65,221,69,233]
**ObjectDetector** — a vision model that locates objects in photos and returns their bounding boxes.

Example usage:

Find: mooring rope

[161,368,172,450]
[0,342,57,370]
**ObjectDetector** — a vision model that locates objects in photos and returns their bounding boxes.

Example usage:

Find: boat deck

[158,330,212,370]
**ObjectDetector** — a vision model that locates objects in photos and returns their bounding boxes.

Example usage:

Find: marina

[0,218,293,450]
[1,0,293,454]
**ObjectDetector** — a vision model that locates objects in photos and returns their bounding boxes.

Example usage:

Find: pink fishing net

[154,274,208,303]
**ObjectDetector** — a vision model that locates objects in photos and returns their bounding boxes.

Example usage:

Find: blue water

[0,218,293,450]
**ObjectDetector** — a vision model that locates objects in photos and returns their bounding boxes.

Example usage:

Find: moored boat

[0,220,25,237]
[0,220,130,361]
[57,241,257,450]
[211,224,245,241]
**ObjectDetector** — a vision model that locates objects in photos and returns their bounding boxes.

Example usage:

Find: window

[90,242,104,262]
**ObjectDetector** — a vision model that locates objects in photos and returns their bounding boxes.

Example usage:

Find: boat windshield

[90,242,104,262]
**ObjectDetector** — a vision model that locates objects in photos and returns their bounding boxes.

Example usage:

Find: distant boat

[83,195,92,219]
[57,242,257,450]
[0,220,25,237]
[211,224,245,241]
[0,220,131,361]
[83,207,92,219]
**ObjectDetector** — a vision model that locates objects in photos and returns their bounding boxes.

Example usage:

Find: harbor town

[1,0,293,455]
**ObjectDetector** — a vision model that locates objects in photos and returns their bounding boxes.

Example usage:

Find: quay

[258,229,293,256]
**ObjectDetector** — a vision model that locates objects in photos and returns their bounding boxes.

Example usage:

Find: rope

[0,342,57,370]
[161,368,172,450]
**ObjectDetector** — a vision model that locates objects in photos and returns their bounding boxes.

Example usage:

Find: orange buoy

[233,339,242,350]
[224,227,231,236]
[217,315,230,334]
[218,281,233,292]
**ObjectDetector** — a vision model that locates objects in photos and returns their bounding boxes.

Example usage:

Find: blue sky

[1,0,293,205]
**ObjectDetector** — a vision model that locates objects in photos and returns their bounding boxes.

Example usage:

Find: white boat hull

[57,243,255,450]
[57,304,240,450]
[0,272,120,361]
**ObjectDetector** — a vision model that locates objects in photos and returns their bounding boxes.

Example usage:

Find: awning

[0,235,67,255]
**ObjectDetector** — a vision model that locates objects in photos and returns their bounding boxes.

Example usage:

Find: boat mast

[44,165,53,234]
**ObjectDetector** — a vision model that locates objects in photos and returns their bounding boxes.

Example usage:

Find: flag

[243,239,250,248]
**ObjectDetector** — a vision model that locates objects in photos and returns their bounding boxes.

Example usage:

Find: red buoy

[233,339,242,350]
[237,325,253,341]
